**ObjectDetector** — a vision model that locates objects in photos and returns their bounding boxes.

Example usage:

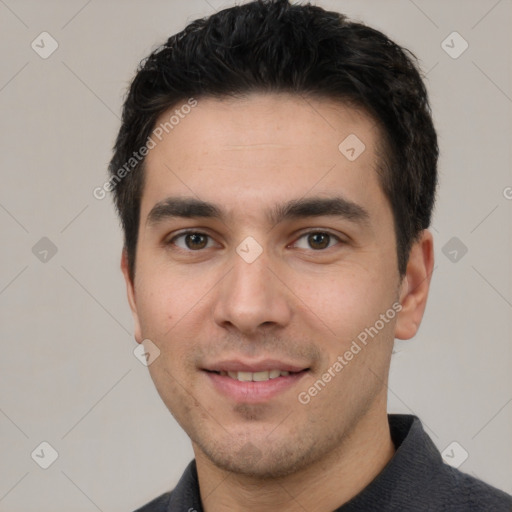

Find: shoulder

[386,414,512,511]
[132,491,172,512]
[440,465,512,511]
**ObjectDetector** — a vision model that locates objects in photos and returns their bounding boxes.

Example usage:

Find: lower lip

[204,370,308,403]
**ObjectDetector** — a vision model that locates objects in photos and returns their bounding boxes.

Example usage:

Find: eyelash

[166,229,344,252]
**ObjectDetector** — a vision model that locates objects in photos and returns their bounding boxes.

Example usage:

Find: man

[108,1,512,510]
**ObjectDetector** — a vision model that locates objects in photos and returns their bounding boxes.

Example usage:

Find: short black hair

[109,0,438,281]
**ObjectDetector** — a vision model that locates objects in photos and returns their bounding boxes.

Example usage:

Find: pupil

[309,233,329,249]
[186,233,207,249]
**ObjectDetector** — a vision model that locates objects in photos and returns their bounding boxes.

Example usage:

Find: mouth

[202,360,310,402]
[206,369,304,381]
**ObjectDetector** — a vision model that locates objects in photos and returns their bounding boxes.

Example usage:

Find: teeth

[223,370,293,382]
[253,371,270,381]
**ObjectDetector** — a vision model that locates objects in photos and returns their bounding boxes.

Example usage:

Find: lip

[202,359,308,373]
[203,368,309,403]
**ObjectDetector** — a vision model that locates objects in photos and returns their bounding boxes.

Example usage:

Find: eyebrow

[146,196,370,228]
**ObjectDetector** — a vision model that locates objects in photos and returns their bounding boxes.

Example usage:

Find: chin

[195,432,317,480]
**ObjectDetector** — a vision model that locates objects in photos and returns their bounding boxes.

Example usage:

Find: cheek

[135,282,170,334]
[293,266,391,339]
[134,265,207,336]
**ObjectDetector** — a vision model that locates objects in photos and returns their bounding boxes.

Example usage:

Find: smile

[212,370,292,381]
[203,366,309,403]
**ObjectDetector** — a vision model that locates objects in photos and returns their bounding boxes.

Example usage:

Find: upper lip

[202,359,309,373]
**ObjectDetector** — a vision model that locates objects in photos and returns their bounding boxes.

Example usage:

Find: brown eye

[170,232,213,250]
[307,232,331,250]
[292,231,340,251]
[185,233,208,249]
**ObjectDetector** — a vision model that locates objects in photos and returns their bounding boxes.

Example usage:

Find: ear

[121,249,143,344]
[395,229,434,340]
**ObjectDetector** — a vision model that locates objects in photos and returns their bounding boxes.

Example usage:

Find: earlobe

[121,249,143,344]
[394,230,434,340]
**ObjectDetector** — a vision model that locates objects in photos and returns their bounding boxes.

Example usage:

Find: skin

[121,92,434,512]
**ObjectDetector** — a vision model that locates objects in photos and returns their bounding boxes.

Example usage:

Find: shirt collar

[335,414,443,510]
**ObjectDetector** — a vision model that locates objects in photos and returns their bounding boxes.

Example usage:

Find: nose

[212,247,292,336]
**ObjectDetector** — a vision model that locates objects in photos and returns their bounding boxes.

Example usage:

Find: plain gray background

[0,1,511,510]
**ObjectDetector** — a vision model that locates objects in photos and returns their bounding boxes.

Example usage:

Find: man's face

[124,93,406,477]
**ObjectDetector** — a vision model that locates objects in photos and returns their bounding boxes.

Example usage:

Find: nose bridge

[212,242,291,333]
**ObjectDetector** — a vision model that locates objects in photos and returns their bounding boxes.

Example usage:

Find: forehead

[141,93,387,224]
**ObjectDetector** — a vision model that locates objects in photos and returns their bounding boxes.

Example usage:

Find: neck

[194,403,395,512]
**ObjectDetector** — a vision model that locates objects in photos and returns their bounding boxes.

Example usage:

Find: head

[110,0,437,478]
